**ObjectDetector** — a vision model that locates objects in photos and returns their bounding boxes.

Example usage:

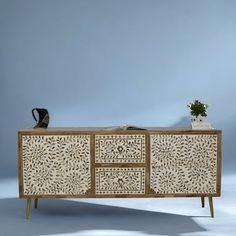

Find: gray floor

[0,175,235,236]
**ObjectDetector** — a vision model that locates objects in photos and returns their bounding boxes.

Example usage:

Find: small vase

[191,115,204,123]
[191,115,212,130]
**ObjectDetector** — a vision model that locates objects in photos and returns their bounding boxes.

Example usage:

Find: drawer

[95,134,146,163]
[95,167,145,194]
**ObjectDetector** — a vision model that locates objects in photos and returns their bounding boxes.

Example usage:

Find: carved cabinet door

[150,134,218,195]
[20,135,91,196]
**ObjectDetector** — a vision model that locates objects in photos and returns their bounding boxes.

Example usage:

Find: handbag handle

[32,108,38,122]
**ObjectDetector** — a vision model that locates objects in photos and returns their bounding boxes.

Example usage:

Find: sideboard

[18,127,221,219]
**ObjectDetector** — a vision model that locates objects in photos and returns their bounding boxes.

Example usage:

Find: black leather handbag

[32,108,49,128]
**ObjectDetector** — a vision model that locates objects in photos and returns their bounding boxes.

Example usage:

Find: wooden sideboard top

[18,127,221,134]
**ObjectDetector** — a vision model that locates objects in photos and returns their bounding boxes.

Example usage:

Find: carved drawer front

[95,134,146,163]
[22,135,91,195]
[95,167,145,194]
[150,134,218,194]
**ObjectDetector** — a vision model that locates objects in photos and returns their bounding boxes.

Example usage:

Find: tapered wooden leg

[201,197,205,208]
[34,198,38,209]
[208,197,214,218]
[25,198,31,219]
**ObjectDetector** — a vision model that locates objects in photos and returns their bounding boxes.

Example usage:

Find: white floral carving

[150,135,217,194]
[22,135,91,195]
[95,167,145,194]
[95,135,146,163]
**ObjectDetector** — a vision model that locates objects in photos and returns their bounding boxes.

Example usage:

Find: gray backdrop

[0,0,235,178]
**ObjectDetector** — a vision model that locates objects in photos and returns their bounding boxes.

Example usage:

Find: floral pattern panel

[95,167,145,194]
[95,135,146,163]
[150,134,218,194]
[22,135,91,195]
